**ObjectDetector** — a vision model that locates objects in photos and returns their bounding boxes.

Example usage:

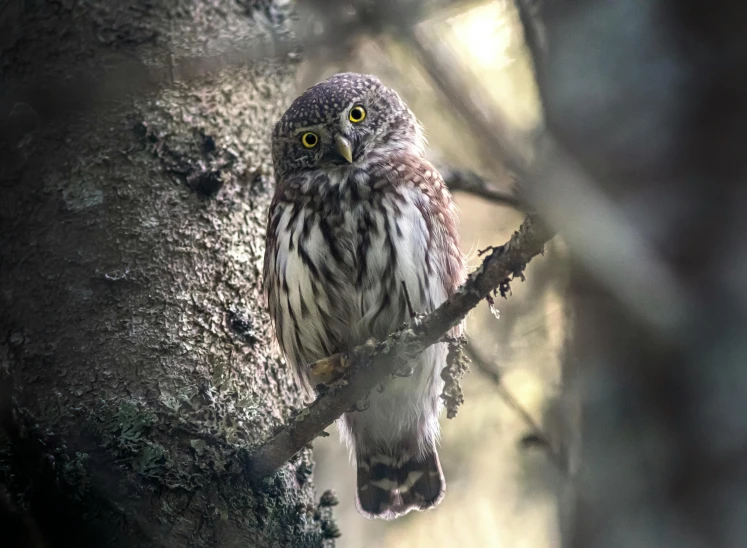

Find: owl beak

[334,134,354,164]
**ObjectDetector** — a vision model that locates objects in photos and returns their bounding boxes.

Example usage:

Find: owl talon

[392,366,414,378]
[400,280,416,318]
[349,398,370,413]
[309,352,348,386]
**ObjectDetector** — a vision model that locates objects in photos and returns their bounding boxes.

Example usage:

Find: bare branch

[247,214,553,479]
[440,166,524,209]
[466,344,543,437]
[464,343,566,471]
[245,0,553,483]
[464,342,503,386]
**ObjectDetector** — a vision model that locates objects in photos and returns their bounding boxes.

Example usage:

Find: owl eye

[300,132,319,148]
[349,106,366,123]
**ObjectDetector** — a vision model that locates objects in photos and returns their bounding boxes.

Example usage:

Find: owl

[263,73,465,519]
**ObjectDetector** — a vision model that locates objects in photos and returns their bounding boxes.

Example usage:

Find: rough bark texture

[0,1,334,547]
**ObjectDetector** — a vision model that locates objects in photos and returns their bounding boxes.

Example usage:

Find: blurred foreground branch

[1,0,483,123]
[248,214,553,479]
[409,26,532,180]
[298,0,485,56]
[513,0,546,85]
[511,1,747,546]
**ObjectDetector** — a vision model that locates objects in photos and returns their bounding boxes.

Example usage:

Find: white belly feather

[271,168,448,451]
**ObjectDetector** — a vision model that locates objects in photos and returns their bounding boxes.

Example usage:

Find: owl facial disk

[272,73,423,177]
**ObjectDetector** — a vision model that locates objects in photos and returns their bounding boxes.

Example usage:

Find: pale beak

[334,134,353,163]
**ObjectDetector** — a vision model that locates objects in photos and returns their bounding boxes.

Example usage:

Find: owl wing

[383,154,466,325]
[263,179,316,393]
[263,176,350,395]
[262,186,286,354]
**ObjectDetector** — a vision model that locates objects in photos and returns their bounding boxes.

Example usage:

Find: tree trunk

[0,1,333,546]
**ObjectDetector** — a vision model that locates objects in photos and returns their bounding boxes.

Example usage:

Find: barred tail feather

[355,446,445,520]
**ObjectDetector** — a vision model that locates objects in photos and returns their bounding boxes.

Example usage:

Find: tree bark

[0,1,334,547]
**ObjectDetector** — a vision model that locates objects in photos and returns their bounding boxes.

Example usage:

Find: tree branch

[245,0,552,482]
[440,166,524,209]
[464,343,567,471]
[247,214,553,479]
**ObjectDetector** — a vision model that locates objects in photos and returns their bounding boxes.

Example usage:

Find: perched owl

[263,73,465,519]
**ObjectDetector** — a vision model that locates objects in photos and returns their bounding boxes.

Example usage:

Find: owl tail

[355,444,445,520]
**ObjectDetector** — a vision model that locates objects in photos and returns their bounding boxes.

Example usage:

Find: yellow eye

[300,132,319,148]
[349,106,366,123]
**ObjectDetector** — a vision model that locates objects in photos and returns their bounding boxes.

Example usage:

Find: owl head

[272,73,425,179]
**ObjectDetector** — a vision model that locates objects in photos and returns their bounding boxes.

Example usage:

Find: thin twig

[466,344,545,438]
[464,343,566,472]
[464,342,503,386]
[440,166,524,209]
[247,214,553,479]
